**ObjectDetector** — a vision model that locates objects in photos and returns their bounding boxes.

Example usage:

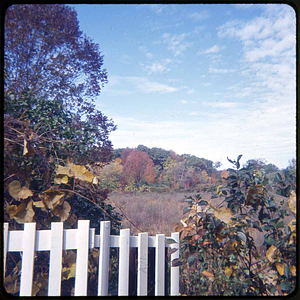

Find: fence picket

[20,223,36,296]
[74,220,90,296]
[170,232,180,296]
[3,223,8,280]
[3,221,180,296]
[137,232,148,296]
[48,222,63,296]
[98,221,110,296]
[118,228,130,296]
[155,234,165,296]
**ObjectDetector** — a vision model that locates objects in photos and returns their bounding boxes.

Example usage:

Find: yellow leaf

[8,180,21,200]
[6,203,26,219]
[54,174,69,185]
[266,245,277,263]
[18,186,33,199]
[225,266,233,277]
[70,164,94,183]
[56,165,71,177]
[13,201,35,223]
[275,262,285,276]
[202,270,214,277]
[8,180,33,200]
[217,185,223,195]
[62,263,76,280]
[289,233,296,245]
[214,207,233,224]
[290,265,296,276]
[289,190,296,215]
[32,200,46,210]
[289,219,296,232]
[39,189,64,210]
[53,201,71,221]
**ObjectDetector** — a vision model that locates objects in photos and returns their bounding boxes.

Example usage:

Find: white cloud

[139,45,153,59]
[158,33,193,57]
[209,67,237,74]
[103,75,178,95]
[202,44,225,54]
[217,5,295,63]
[194,25,205,34]
[141,62,170,74]
[186,89,195,95]
[128,77,178,94]
[181,100,187,104]
[202,101,241,108]
[188,11,209,21]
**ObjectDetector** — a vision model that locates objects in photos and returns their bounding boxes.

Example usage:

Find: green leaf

[262,225,273,231]
[284,263,290,279]
[280,280,292,291]
[188,255,196,266]
[171,258,182,267]
[275,172,283,182]
[165,238,177,245]
[237,232,247,243]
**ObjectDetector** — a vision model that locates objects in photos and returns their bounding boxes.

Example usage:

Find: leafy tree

[96,158,123,192]
[182,154,216,176]
[243,158,267,170]
[264,163,279,174]
[4,4,116,164]
[4,4,121,295]
[122,149,156,185]
[5,4,107,112]
[136,145,170,172]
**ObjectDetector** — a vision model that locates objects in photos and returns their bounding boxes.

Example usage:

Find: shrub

[174,155,296,296]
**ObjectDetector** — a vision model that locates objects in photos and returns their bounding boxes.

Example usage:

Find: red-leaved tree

[122,149,156,184]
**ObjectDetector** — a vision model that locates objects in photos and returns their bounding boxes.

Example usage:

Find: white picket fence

[3,220,180,296]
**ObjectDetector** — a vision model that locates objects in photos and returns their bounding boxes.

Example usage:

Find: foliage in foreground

[174,155,296,296]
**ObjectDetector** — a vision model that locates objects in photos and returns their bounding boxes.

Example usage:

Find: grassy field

[107,189,293,259]
[107,190,226,236]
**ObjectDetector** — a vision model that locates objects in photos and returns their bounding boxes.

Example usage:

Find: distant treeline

[94,145,290,193]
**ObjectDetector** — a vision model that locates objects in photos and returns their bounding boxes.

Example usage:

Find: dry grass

[107,189,293,255]
[107,191,220,236]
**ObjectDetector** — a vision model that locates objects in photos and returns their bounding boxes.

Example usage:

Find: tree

[122,149,156,185]
[97,158,123,191]
[4,5,121,295]
[243,158,267,170]
[264,163,279,174]
[5,4,107,112]
[4,4,116,165]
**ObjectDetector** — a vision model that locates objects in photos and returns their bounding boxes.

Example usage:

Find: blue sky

[72,4,296,169]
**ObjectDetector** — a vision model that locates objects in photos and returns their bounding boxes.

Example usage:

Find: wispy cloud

[140,58,177,74]
[202,101,241,108]
[139,45,153,59]
[209,67,237,74]
[104,75,178,95]
[217,5,295,62]
[202,44,225,54]
[157,33,193,57]
[188,11,209,21]
[140,62,170,74]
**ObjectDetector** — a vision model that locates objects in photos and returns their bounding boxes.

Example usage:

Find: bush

[174,155,296,296]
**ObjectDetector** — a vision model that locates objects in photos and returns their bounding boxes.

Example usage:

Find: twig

[59,189,121,223]
[107,197,143,232]
[4,138,23,147]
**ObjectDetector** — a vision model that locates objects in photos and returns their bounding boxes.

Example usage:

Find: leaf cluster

[173,155,296,296]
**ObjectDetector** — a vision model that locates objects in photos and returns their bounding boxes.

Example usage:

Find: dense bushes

[175,155,296,296]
